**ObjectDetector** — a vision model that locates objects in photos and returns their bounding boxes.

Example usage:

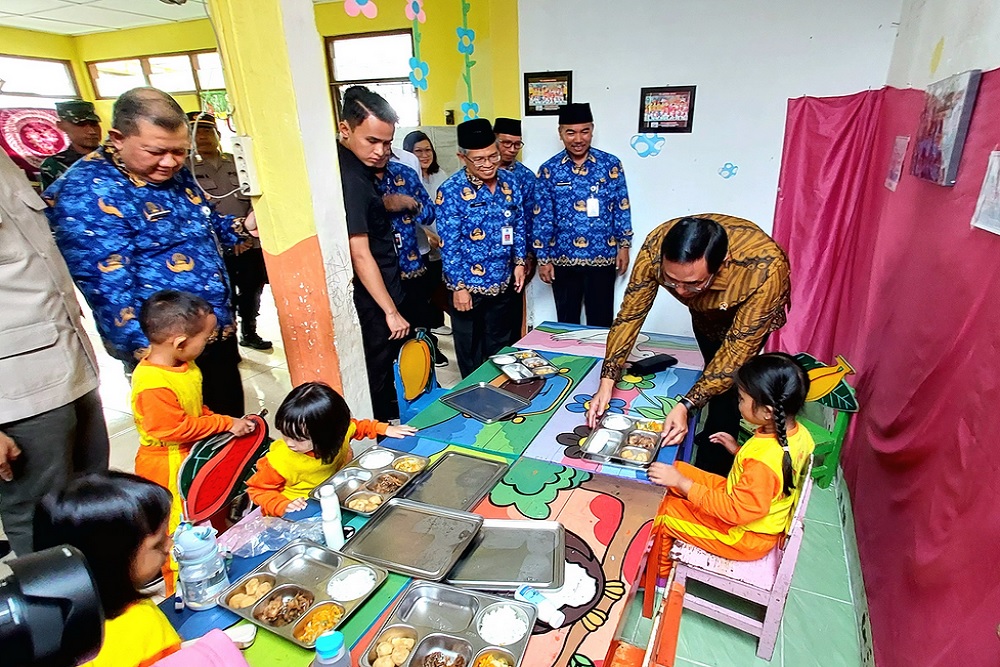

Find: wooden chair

[669,463,815,660]
[393,329,447,422]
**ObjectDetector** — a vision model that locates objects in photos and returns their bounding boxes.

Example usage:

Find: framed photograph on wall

[524,71,572,116]
[910,69,981,186]
[638,85,696,133]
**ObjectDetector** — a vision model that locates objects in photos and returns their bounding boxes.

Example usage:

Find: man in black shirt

[338,86,409,420]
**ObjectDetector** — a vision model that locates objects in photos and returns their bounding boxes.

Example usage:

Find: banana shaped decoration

[805,355,855,402]
[794,353,859,413]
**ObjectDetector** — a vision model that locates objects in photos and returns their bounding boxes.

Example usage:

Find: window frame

[86,49,222,100]
[324,29,420,125]
[0,53,80,100]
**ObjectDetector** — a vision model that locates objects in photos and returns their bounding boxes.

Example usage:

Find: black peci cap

[558,102,593,125]
[457,118,496,150]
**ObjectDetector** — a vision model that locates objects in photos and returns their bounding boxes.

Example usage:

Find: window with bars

[326,31,419,127]
[87,50,226,99]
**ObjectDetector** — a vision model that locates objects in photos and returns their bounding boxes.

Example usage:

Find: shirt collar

[464,167,485,189]
[560,149,597,165]
[102,142,149,188]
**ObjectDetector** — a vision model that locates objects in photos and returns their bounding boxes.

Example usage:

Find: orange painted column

[206,0,372,414]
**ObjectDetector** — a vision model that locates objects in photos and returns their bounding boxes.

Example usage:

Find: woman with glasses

[586,215,792,476]
[403,131,450,358]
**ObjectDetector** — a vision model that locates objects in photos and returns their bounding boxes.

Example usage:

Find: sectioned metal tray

[310,446,430,516]
[440,382,531,423]
[218,539,387,648]
[360,581,537,667]
[400,451,508,512]
[445,519,565,591]
[343,498,483,580]
[490,349,560,383]
[580,413,665,468]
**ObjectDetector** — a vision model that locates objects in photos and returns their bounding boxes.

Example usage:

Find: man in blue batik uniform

[436,118,526,377]
[44,87,251,417]
[494,117,536,342]
[534,102,633,327]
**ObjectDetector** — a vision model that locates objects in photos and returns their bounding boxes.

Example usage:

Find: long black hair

[403,130,440,175]
[34,471,172,619]
[735,353,810,497]
[275,382,352,465]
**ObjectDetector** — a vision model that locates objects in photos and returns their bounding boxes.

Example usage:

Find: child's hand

[648,462,681,488]
[385,424,418,439]
[283,498,308,515]
[229,417,256,436]
[708,432,740,455]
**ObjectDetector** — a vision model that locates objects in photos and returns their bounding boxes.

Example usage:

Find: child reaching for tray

[247,382,417,517]
[34,472,182,667]
[646,353,815,577]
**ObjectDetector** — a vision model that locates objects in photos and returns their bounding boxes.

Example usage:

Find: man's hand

[0,431,21,482]
[229,417,256,436]
[514,265,526,293]
[383,194,419,213]
[244,210,259,238]
[538,263,555,284]
[453,289,473,312]
[386,310,410,340]
[284,497,308,514]
[708,431,740,455]
[616,247,630,276]
[586,378,616,428]
[424,228,442,249]
[661,402,690,446]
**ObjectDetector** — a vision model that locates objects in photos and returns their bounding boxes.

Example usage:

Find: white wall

[888,0,1000,89]
[519,0,901,336]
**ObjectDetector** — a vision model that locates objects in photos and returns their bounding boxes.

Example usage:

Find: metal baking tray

[579,413,664,468]
[218,539,387,648]
[310,446,430,516]
[400,452,508,512]
[343,498,484,580]
[440,382,531,423]
[445,519,565,591]
[489,349,559,383]
[360,581,537,667]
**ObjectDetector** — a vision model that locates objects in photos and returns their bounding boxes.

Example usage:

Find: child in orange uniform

[647,353,814,575]
[247,382,417,516]
[130,290,255,590]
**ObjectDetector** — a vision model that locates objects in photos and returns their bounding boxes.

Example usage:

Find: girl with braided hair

[646,352,814,576]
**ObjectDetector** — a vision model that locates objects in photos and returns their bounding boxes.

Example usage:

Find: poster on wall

[971,152,1000,235]
[523,71,572,116]
[884,135,910,191]
[909,69,981,186]
[638,85,696,133]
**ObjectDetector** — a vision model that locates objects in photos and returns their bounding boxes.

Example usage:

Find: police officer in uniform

[39,100,102,190]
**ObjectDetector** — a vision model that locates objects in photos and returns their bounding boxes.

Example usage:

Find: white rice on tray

[478,605,528,646]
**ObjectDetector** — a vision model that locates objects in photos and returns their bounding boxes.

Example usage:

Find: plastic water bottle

[311,630,351,666]
[173,523,230,610]
[319,485,345,550]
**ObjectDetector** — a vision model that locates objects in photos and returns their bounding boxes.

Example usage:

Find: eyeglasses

[662,272,716,293]
[498,140,524,150]
[464,153,502,167]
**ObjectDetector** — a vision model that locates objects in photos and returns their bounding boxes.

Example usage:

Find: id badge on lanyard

[586,184,600,218]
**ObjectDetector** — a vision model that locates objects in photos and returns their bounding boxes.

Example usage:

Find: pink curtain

[771,74,1000,667]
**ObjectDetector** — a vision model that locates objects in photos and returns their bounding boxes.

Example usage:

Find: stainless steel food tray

[579,413,664,468]
[439,382,531,423]
[343,497,484,580]
[360,581,537,667]
[489,349,559,383]
[218,539,387,648]
[310,446,430,516]
[445,519,565,591]
[400,451,508,512]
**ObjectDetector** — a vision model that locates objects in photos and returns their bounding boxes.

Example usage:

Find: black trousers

[355,291,404,421]
[224,248,268,334]
[451,285,517,378]
[0,389,109,555]
[400,271,445,362]
[423,258,446,329]
[552,264,616,327]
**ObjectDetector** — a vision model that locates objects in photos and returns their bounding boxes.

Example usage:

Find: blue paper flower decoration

[456,27,476,55]
[408,57,429,91]
[461,101,479,121]
[719,162,739,179]
[630,133,666,159]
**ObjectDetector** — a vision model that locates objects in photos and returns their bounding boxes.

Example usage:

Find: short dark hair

[139,289,214,343]
[340,85,399,129]
[660,217,729,273]
[113,87,186,137]
[34,471,172,619]
[275,382,352,465]
[403,130,440,175]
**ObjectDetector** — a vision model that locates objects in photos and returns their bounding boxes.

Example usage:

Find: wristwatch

[678,396,697,412]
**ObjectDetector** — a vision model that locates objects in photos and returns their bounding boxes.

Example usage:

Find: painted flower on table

[615,372,655,391]
[408,58,429,91]
[556,425,593,459]
[404,0,426,22]
[461,101,480,121]
[565,394,626,415]
[456,27,476,55]
[344,0,377,19]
